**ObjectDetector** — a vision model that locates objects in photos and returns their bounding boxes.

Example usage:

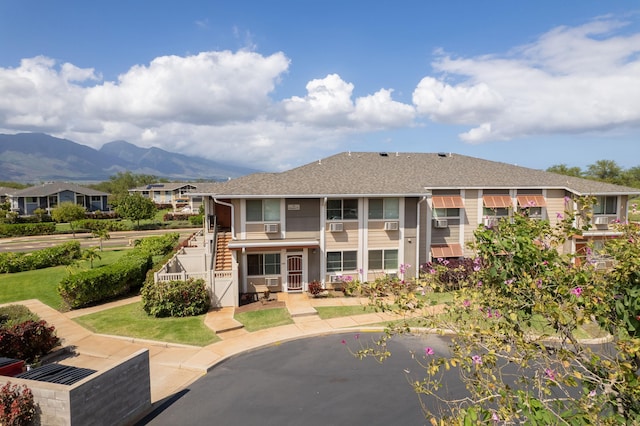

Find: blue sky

[1,1,639,173]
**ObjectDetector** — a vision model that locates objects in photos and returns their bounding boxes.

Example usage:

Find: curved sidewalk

[5,294,430,406]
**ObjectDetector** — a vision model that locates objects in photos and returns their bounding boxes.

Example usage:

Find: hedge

[141,278,210,317]
[0,241,81,273]
[75,219,128,232]
[57,251,152,309]
[133,232,180,256]
[0,222,56,237]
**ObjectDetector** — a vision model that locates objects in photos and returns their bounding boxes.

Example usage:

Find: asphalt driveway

[139,333,462,426]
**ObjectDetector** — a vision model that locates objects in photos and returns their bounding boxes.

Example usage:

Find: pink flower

[428,268,436,275]
[545,368,556,380]
[472,355,482,365]
[492,412,499,422]
[354,333,360,340]
[504,278,514,285]
[564,196,571,204]
[570,287,583,297]
[425,347,434,356]
[477,280,483,287]
[462,299,471,308]
[556,212,564,219]
[341,339,346,345]
[473,265,481,272]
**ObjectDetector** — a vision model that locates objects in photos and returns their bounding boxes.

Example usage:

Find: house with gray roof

[9,182,109,215]
[155,152,640,307]
[128,182,201,212]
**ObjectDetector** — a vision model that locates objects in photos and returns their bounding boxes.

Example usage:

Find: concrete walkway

[2,293,426,407]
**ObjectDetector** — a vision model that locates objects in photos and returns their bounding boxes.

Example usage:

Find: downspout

[213,198,235,239]
[321,197,327,286]
[416,195,428,276]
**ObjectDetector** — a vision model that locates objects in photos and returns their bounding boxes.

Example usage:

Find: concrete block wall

[0,349,151,426]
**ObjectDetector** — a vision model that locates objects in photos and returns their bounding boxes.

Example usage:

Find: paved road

[0,228,200,253]
[139,333,463,426]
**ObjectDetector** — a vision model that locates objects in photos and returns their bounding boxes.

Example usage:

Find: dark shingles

[199,152,640,197]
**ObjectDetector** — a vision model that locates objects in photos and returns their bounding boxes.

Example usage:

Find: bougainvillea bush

[353,199,640,424]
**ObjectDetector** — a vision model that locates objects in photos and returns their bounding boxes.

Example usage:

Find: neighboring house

[8,182,109,215]
[155,152,640,307]
[0,186,14,204]
[129,182,201,212]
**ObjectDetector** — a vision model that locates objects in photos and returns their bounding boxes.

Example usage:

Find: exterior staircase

[215,232,233,271]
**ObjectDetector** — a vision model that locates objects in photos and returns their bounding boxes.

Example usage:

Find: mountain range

[0,133,259,183]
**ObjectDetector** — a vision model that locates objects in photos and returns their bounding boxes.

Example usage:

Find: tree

[51,202,86,238]
[82,247,101,268]
[546,164,582,177]
[91,227,111,251]
[116,193,156,229]
[352,199,640,424]
[585,159,623,183]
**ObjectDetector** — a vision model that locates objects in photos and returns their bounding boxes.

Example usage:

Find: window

[593,196,617,215]
[26,197,37,203]
[519,206,543,218]
[246,199,280,222]
[327,199,358,220]
[48,196,58,207]
[433,208,460,218]
[368,198,399,220]
[326,251,357,272]
[483,207,509,217]
[91,196,102,202]
[247,253,281,276]
[368,249,398,270]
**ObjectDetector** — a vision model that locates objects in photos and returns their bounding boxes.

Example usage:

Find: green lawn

[234,308,294,332]
[0,249,131,310]
[74,302,219,346]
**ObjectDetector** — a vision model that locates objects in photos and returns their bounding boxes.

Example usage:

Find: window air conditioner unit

[594,216,609,225]
[594,261,607,270]
[265,277,279,287]
[483,217,498,228]
[264,223,279,233]
[384,221,399,231]
[434,218,448,228]
[329,222,344,232]
[329,274,343,283]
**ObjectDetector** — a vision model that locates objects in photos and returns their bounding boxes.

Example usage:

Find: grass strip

[234,308,293,332]
[74,302,218,346]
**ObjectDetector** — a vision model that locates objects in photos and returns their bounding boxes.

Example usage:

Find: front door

[287,254,303,291]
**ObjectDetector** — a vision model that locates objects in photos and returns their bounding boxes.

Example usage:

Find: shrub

[141,278,210,317]
[0,241,81,273]
[0,305,39,330]
[58,251,152,309]
[188,215,203,226]
[420,257,476,291]
[75,219,127,232]
[307,281,323,296]
[0,320,60,363]
[0,222,56,237]
[134,232,179,256]
[0,383,36,426]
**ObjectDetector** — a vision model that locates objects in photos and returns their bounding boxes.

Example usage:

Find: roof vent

[379,152,388,157]
[437,152,448,158]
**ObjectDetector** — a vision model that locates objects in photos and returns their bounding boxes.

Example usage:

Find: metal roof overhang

[432,195,465,208]
[516,195,547,207]
[483,195,513,208]
[431,244,464,258]
[228,239,320,250]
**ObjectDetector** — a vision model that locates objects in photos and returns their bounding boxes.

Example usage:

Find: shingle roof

[130,182,199,192]
[195,152,640,197]
[10,182,109,197]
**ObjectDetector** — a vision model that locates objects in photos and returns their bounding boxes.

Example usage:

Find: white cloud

[413,18,640,143]
[84,50,290,126]
[0,16,638,171]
